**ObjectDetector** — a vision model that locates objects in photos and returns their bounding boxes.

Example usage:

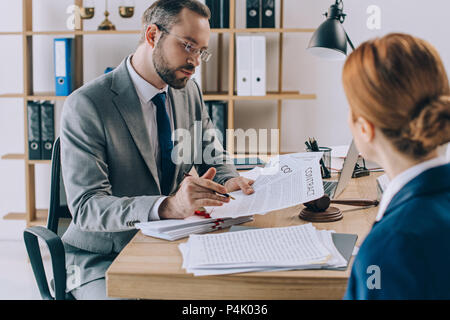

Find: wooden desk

[106,172,381,300]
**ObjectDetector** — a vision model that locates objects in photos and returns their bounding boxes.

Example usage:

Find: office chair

[23,137,75,300]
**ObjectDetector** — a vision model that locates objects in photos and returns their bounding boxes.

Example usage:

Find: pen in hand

[183,172,236,200]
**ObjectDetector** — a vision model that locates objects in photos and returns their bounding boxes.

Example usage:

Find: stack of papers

[135,215,253,241]
[179,223,348,276]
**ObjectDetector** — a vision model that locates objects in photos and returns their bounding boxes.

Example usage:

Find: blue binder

[54,38,75,96]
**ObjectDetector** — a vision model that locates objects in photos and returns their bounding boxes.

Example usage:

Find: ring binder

[40,101,55,160]
[262,0,275,28]
[54,38,75,96]
[237,36,266,96]
[209,101,227,149]
[220,0,230,28]
[205,0,219,28]
[251,36,266,96]
[27,101,41,160]
[236,36,253,96]
[246,0,261,28]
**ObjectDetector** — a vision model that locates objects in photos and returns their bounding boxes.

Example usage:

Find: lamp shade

[307,17,348,60]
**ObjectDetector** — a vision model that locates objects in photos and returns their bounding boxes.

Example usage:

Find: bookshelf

[1,0,316,226]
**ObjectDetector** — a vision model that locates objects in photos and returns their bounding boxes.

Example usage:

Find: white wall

[0,0,449,217]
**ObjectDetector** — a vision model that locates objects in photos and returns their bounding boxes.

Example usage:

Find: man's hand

[158,167,230,219]
[224,176,255,195]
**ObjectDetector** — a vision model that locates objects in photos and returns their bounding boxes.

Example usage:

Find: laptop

[323,140,359,199]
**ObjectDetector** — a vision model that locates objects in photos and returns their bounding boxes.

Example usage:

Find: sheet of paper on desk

[330,145,350,158]
[179,223,347,276]
[205,152,325,219]
[330,145,350,172]
[135,215,253,241]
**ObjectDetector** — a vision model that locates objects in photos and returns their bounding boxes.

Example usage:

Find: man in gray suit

[60,0,254,299]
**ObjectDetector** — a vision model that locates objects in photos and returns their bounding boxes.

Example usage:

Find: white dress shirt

[126,55,174,221]
[376,156,448,222]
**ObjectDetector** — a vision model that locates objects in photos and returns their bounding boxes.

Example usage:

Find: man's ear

[145,24,160,48]
[356,116,375,143]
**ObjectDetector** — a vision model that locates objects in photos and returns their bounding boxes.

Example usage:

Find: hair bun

[407,95,450,151]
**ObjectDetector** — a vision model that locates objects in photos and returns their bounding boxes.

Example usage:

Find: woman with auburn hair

[342,33,450,299]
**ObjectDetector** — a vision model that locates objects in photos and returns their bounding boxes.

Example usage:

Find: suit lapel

[111,59,161,193]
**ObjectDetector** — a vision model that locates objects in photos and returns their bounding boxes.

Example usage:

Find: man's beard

[153,40,195,89]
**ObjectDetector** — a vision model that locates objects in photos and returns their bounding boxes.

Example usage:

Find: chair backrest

[47,137,72,235]
[24,137,74,300]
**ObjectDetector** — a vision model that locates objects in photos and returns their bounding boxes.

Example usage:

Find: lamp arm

[345,30,355,51]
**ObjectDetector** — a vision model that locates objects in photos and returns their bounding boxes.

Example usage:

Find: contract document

[206,152,325,219]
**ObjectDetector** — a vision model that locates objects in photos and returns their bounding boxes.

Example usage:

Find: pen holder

[308,147,331,179]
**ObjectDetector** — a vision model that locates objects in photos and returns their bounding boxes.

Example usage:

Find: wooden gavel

[304,195,379,212]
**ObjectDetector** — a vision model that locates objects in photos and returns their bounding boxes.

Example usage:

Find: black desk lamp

[307,0,355,60]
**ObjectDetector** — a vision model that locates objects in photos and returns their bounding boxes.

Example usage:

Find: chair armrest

[23,226,67,300]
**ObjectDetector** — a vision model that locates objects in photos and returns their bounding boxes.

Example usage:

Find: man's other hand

[224,177,255,195]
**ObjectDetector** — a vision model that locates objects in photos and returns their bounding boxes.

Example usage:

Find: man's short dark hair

[140,0,211,44]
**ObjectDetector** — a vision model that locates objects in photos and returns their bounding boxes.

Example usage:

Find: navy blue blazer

[344,163,450,300]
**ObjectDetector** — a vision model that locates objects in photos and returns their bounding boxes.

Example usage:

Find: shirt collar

[376,156,448,222]
[126,54,168,104]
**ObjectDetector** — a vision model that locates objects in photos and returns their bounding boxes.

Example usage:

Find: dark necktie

[152,92,175,195]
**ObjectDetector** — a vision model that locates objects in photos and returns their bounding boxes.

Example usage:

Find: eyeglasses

[156,25,212,62]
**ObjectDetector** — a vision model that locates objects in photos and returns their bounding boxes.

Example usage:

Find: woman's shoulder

[369,195,449,247]
[388,189,449,227]
[359,186,450,266]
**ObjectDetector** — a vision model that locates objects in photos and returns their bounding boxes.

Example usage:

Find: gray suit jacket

[60,58,238,287]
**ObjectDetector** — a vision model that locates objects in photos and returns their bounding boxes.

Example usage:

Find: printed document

[206,152,324,218]
[179,223,347,276]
